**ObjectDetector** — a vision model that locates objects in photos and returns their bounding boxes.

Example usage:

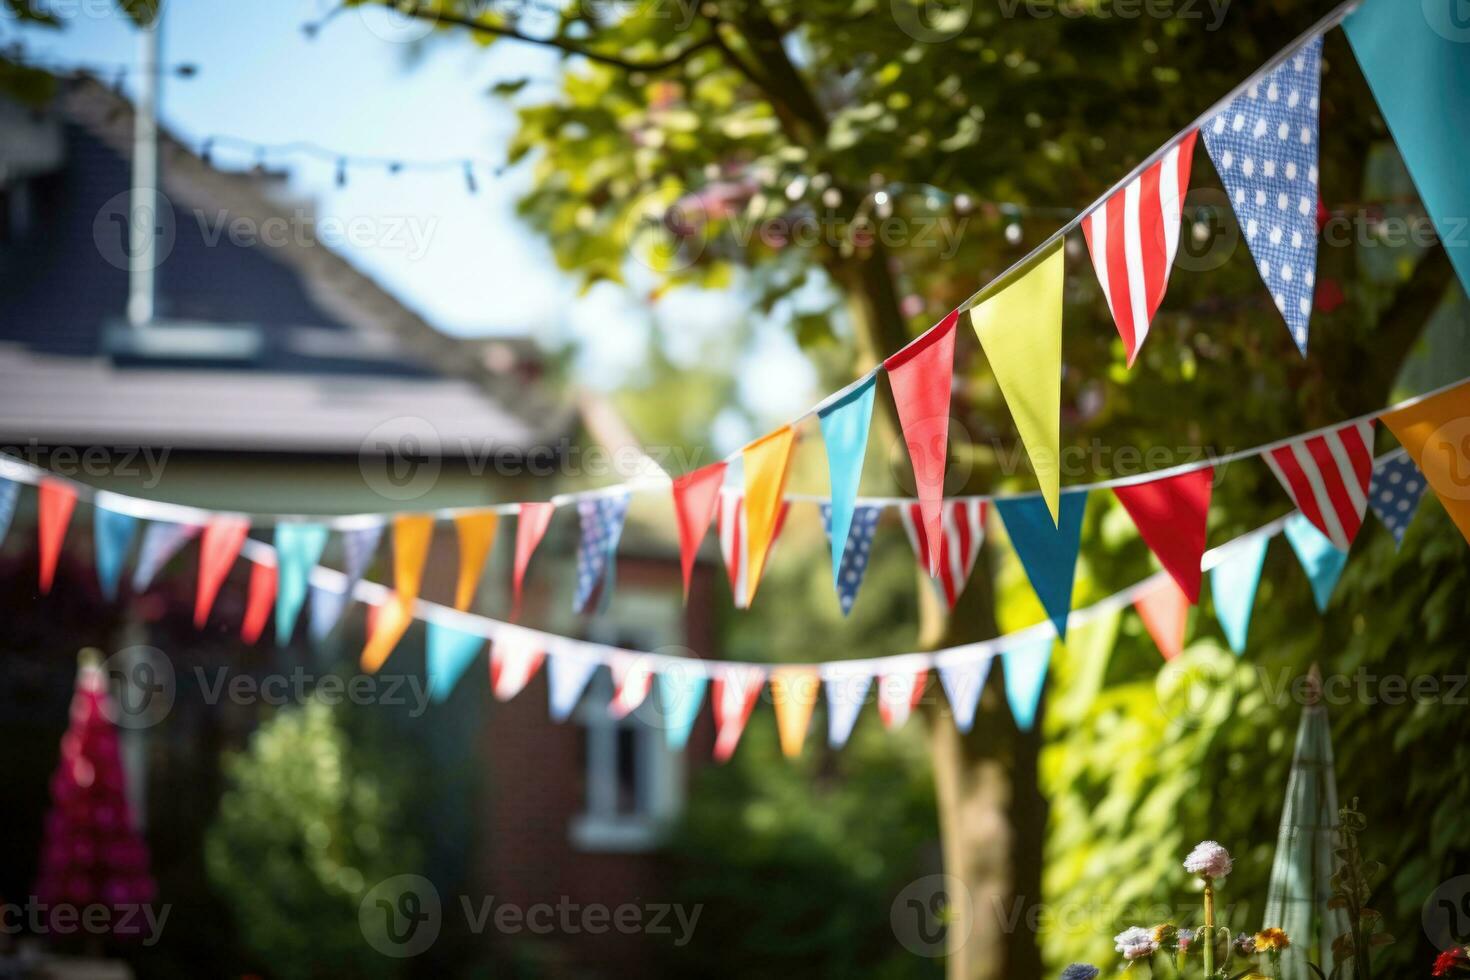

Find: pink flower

[1184,840,1233,882]
[1115,927,1159,961]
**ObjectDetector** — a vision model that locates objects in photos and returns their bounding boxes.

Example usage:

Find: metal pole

[126,14,161,328]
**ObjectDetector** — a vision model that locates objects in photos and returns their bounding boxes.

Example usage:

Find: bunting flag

[1366,454,1427,549]
[819,503,880,616]
[132,521,199,592]
[1209,534,1270,655]
[884,311,959,573]
[240,560,277,646]
[1081,130,1198,366]
[821,664,872,750]
[1113,468,1214,603]
[361,515,434,673]
[1264,421,1374,552]
[313,524,382,637]
[1381,382,1470,547]
[1201,35,1324,354]
[970,244,1066,522]
[1284,513,1349,612]
[491,630,545,702]
[1001,636,1053,732]
[453,512,499,611]
[671,462,728,600]
[547,654,598,723]
[308,585,348,644]
[741,425,797,604]
[511,502,556,621]
[1345,0,1470,293]
[938,656,994,734]
[574,494,629,613]
[657,666,707,751]
[770,667,820,758]
[0,478,18,546]
[37,480,78,595]
[717,493,790,609]
[194,516,249,627]
[426,620,485,702]
[608,654,653,719]
[92,505,139,601]
[995,490,1088,640]
[817,374,878,588]
[1134,577,1191,661]
[274,523,328,645]
[876,666,927,730]
[899,499,985,609]
[711,665,765,762]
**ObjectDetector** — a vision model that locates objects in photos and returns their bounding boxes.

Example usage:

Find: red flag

[672,462,727,600]
[240,560,277,645]
[195,516,249,627]
[1113,468,1213,603]
[1263,421,1374,552]
[883,311,959,576]
[609,654,654,718]
[711,665,765,762]
[1135,578,1190,661]
[877,668,927,729]
[898,499,986,609]
[37,480,77,595]
[490,630,545,701]
[511,502,556,621]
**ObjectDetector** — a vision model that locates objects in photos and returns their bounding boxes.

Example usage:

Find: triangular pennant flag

[608,654,653,719]
[574,493,630,613]
[1081,130,1198,366]
[1209,533,1270,655]
[1001,636,1053,732]
[742,425,797,604]
[820,503,881,616]
[37,480,78,595]
[240,560,277,646]
[361,515,434,673]
[1366,453,1427,549]
[0,478,19,547]
[274,523,329,645]
[817,374,878,588]
[711,665,765,762]
[309,585,348,644]
[1201,36,1324,354]
[770,667,820,759]
[672,462,728,601]
[547,654,599,723]
[491,629,545,702]
[1382,382,1470,547]
[1114,468,1213,603]
[938,655,995,735]
[1283,513,1349,613]
[1134,577,1191,661]
[131,521,200,592]
[427,620,486,702]
[883,311,959,573]
[898,499,986,609]
[970,244,1066,522]
[876,665,927,730]
[1263,421,1375,551]
[512,502,556,621]
[313,524,382,638]
[194,516,249,627]
[821,665,872,750]
[92,504,139,601]
[453,512,499,611]
[995,490,1088,640]
[718,493,791,609]
[657,665,708,751]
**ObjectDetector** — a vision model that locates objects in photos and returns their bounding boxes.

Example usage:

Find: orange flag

[770,667,820,758]
[360,514,435,673]
[1134,577,1191,661]
[240,560,277,645]
[741,425,796,604]
[37,480,77,595]
[1381,381,1470,546]
[453,512,499,611]
[195,516,249,627]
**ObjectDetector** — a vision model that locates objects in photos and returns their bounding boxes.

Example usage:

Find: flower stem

[1202,881,1216,977]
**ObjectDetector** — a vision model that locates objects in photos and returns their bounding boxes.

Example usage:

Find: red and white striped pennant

[717,492,790,609]
[899,499,986,609]
[1081,130,1198,366]
[1264,420,1375,552]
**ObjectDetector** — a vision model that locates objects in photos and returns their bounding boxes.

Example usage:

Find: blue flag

[131,521,199,592]
[0,479,19,547]
[308,585,347,645]
[311,525,382,638]
[657,668,708,750]
[1002,636,1053,733]
[574,494,630,613]
[93,505,139,601]
[547,655,598,722]
[820,503,881,616]
[1367,453,1427,549]
[817,374,877,589]
[275,523,329,645]
[995,490,1088,640]
[1284,513,1348,613]
[426,620,485,702]
[1209,534,1269,655]
[939,657,994,734]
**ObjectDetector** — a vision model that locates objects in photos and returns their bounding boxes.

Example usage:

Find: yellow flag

[361,514,436,673]
[453,512,499,611]
[969,244,1065,523]
[771,667,820,758]
[742,425,796,602]
[1382,380,1470,546]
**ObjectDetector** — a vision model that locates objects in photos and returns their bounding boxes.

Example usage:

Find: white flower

[1183,840,1233,882]
[1114,926,1159,961]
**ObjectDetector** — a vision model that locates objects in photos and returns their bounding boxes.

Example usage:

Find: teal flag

[1284,514,1348,613]
[995,490,1088,640]
[1346,0,1470,293]
[1209,533,1270,655]
[0,479,18,546]
[275,523,329,645]
[657,668,708,750]
[817,373,877,588]
[93,505,139,601]
[1002,636,1053,732]
[427,621,485,702]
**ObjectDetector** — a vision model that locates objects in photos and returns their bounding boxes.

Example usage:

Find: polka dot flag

[1202,35,1323,355]
[820,503,881,616]
[1367,453,1427,549]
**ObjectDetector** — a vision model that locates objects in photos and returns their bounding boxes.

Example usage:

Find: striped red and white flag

[1264,420,1375,551]
[1081,130,1198,366]
[899,499,986,609]
[718,492,790,609]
